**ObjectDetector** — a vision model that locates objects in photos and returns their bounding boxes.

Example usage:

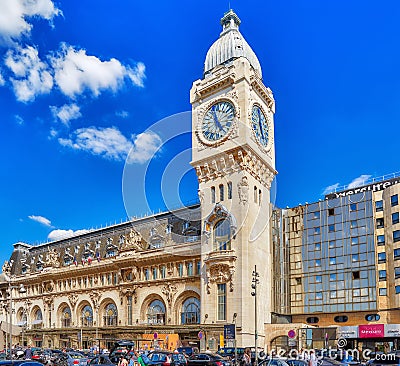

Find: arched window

[214,219,231,251]
[228,182,232,199]
[81,305,93,327]
[219,184,224,201]
[103,303,118,326]
[181,297,200,324]
[32,308,43,329]
[211,187,216,203]
[62,307,71,328]
[147,300,166,325]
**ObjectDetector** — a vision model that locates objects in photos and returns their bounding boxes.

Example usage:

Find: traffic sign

[154,332,158,339]
[198,331,203,340]
[288,330,296,339]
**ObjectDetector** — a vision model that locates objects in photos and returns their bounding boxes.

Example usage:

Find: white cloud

[0,73,4,86]
[48,228,89,241]
[127,131,163,164]
[347,174,371,189]
[28,215,52,227]
[116,110,129,118]
[58,126,162,163]
[4,45,53,102]
[50,103,81,125]
[50,44,145,98]
[323,183,340,195]
[15,115,24,125]
[0,0,60,44]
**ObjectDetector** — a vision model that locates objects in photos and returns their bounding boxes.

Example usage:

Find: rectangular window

[197,261,201,275]
[161,266,166,279]
[393,212,400,225]
[127,296,133,325]
[330,273,336,281]
[376,200,383,212]
[394,231,400,243]
[152,267,157,280]
[329,224,335,233]
[314,227,320,234]
[211,187,215,204]
[145,269,150,281]
[315,275,322,283]
[350,203,357,211]
[259,189,262,206]
[394,249,400,260]
[217,284,226,321]
[315,259,321,267]
[350,220,358,228]
[178,263,183,277]
[352,254,359,262]
[315,243,321,251]
[378,252,386,263]
[254,186,258,203]
[376,218,384,229]
[228,182,232,199]
[396,286,400,294]
[392,194,399,207]
[379,270,387,280]
[313,211,320,219]
[295,277,302,285]
[329,240,335,249]
[377,235,385,246]
[315,292,323,300]
[330,257,336,265]
[379,288,387,296]
[187,262,193,276]
[351,237,359,245]
[328,208,335,216]
[219,184,224,201]
[352,271,360,280]
[330,291,337,299]
[395,267,400,279]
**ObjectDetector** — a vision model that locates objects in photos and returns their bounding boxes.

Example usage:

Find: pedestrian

[24,345,32,360]
[309,350,317,366]
[119,356,129,366]
[137,352,146,366]
[243,348,251,366]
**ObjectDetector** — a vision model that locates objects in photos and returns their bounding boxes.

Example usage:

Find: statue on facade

[123,229,144,251]
[237,176,249,204]
[44,248,60,268]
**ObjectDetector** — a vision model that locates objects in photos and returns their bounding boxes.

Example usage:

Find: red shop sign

[359,324,384,338]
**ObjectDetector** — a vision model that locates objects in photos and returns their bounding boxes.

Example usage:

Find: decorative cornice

[194,147,276,188]
[250,75,275,112]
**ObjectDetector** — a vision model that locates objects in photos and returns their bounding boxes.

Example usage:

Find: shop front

[337,324,400,354]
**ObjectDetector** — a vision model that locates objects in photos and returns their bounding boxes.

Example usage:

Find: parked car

[178,348,199,357]
[187,353,231,366]
[365,356,400,366]
[0,361,43,366]
[88,355,115,365]
[258,358,290,366]
[147,351,187,366]
[55,352,89,366]
[217,348,245,362]
[108,341,135,365]
[286,360,308,366]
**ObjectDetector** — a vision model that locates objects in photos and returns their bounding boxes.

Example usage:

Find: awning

[0,321,22,336]
[16,321,27,326]
[32,319,42,325]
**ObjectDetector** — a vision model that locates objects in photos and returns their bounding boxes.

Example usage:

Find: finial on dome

[220,9,241,33]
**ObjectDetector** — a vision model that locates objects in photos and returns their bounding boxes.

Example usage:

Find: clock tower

[190,10,277,348]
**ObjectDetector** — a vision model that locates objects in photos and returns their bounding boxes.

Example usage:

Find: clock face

[251,105,269,148]
[202,101,235,142]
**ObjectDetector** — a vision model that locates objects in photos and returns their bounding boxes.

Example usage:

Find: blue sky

[0,0,399,264]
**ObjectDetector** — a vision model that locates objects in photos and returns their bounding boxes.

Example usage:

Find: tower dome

[204,10,262,78]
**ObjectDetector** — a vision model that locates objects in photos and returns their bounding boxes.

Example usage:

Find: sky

[0,0,400,264]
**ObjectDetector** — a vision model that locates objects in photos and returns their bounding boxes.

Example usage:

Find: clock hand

[257,108,265,140]
[212,106,224,131]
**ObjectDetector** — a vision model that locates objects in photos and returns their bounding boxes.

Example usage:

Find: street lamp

[233,313,237,366]
[7,279,26,358]
[251,266,259,366]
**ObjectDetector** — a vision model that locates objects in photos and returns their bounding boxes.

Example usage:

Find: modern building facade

[2,9,400,355]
